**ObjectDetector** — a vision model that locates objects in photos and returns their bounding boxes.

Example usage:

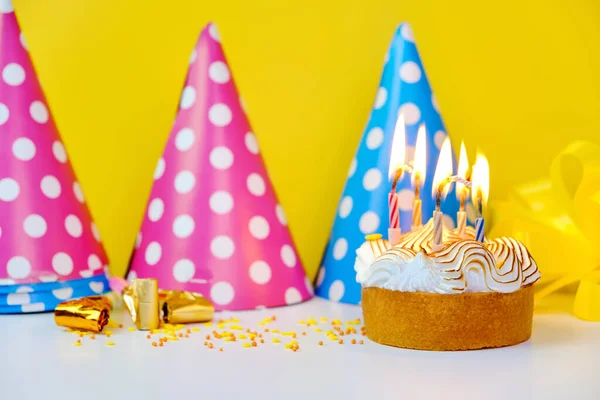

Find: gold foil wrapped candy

[123,278,159,330]
[160,290,214,324]
[54,296,111,333]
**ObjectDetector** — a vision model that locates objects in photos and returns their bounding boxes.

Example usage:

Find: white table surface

[1,297,599,400]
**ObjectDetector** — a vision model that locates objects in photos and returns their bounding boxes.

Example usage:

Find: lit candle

[431,138,453,252]
[471,153,490,243]
[411,124,427,230]
[456,141,470,237]
[387,114,409,245]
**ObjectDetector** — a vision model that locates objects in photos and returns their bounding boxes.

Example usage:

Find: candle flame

[411,124,427,188]
[388,114,406,180]
[456,141,470,199]
[431,138,453,200]
[471,153,490,207]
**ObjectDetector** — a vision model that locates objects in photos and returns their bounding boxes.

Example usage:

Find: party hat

[0,2,109,290]
[127,23,312,311]
[315,23,460,304]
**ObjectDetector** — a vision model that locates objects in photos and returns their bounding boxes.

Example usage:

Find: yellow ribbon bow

[490,141,600,320]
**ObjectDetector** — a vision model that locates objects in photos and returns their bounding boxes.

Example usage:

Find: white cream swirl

[354,236,391,284]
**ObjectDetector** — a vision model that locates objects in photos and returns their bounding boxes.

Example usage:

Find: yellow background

[12,0,600,279]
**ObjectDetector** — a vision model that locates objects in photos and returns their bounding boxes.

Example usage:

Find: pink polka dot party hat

[127,23,312,311]
[0,2,109,312]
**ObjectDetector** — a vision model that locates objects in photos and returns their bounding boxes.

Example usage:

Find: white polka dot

[0,0,14,13]
[359,211,380,234]
[64,214,82,238]
[285,287,302,305]
[211,281,235,306]
[7,256,31,279]
[245,132,259,154]
[275,204,287,225]
[174,170,196,194]
[173,259,195,283]
[19,32,27,50]
[281,245,297,267]
[91,223,101,242]
[135,232,142,248]
[175,128,195,151]
[208,61,230,84]
[173,214,195,238]
[406,145,416,163]
[247,173,266,196]
[23,214,47,238]
[12,137,35,161]
[316,267,326,288]
[30,101,49,123]
[363,168,382,191]
[71,181,84,203]
[22,303,45,313]
[89,281,104,294]
[127,270,138,281]
[333,238,348,260]
[39,275,58,282]
[52,252,73,276]
[16,286,33,293]
[339,196,353,218]
[0,178,20,201]
[329,280,345,302]
[88,254,102,270]
[52,287,73,300]
[78,270,91,279]
[145,241,162,265]
[40,175,61,199]
[209,191,234,215]
[189,48,197,64]
[401,24,415,42]
[0,103,8,125]
[209,146,234,170]
[249,261,271,285]
[180,86,196,109]
[374,87,387,109]
[348,158,357,178]
[2,63,25,86]
[432,93,440,113]
[366,127,384,150]
[443,214,456,229]
[397,189,415,211]
[399,61,421,83]
[398,103,421,125]
[211,236,235,259]
[7,293,30,305]
[249,216,270,240]
[148,198,164,222]
[305,276,314,295]
[208,103,232,127]
[52,141,67,163]
[434,130,447,149]
[208,23,221,42]
[154,158,165,180]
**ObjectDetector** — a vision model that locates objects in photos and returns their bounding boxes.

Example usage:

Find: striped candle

[388,192,399,229]
[411,199,422,230]
[432,210,444,252]
[475,217,485,242]
[457,211,467,237]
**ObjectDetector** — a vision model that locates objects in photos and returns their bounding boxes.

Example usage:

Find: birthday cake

[354,221,541,351]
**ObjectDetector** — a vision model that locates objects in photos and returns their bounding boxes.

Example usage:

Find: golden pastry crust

[362,285,534,351]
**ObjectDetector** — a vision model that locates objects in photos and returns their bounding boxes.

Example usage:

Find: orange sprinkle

[185,334,189,338]
[106,333,111,338]
[271,315,277,321]
[219,348,224,352]
[119,324,124,328]
[302,332,306,336]
[152,342,157,347]
[292,333,297,338]
[319,341,323,346]
[204,341,208,346]
[79,334,83,338]
[340,332,345,336]
[208,343,214,349]
[90,334,95,340]
[76,339,81,343]
[260,339,264,344]
[178,333,183,338]
[339,340,344,344]
[359,340,364,345]
[186,329,191,334]
[352,339,357,344]
[146,334,151,339]
[361,332,366,336]
[205,335,211,340]
[264,328,269,332]
[252,341,257,347]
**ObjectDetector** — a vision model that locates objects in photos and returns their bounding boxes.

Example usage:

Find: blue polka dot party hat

[315,23,460,304]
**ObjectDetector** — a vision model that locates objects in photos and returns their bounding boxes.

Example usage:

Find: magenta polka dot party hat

[127,23,313,311]
[0,2,109,287]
